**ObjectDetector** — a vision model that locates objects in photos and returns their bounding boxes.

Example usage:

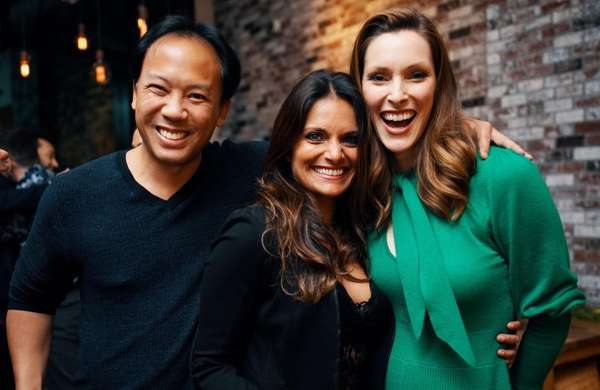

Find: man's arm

[7,181,76,389]
[7,310,52,390]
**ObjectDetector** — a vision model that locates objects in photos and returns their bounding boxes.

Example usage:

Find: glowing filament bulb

[137,18,148,37]
[77,23,88,51]
[95,63,106,84]
[19,51,30,78]
[94,49,108,85]
[137,4,149,38]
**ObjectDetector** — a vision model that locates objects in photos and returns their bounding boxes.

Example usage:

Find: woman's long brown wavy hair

[350,8,478,229]
[257,70,373,303]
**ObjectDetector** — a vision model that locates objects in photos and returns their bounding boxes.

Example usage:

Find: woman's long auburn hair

[350,8,478,229]
[257,70,373,303]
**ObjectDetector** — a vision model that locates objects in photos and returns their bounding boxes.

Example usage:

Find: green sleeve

[487,150,584,318]
[510,313,570,390]
[486,149,585,386]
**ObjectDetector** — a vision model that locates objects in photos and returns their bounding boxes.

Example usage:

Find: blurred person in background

[0,128,53,390]
[36,137,59,173]
[1,148,9,173]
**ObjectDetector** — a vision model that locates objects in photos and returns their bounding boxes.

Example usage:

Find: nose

[387,77,407,104]
[161,95,188,121]
[324,140,343,162]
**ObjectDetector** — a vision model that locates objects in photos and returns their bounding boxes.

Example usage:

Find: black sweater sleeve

[190,207,265,390]
[8,181,76,314]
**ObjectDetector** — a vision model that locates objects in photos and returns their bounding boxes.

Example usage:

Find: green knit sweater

[369,147,585,389]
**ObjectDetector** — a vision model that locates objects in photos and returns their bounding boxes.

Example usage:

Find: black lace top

[336,281,389,390]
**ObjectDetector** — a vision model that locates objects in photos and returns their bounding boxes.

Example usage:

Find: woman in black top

[191,70,393,389]
[190,70,521,389]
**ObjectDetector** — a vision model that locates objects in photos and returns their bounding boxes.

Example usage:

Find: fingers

[496,348,517,364]
[478,123,492,159]
[490,131,534,160]
[506,320,523,331]
[496,333,520,346]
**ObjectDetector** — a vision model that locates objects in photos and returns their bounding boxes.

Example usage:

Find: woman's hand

[496,320,522,366]
[0,149,10,174]
[465,118,533,160]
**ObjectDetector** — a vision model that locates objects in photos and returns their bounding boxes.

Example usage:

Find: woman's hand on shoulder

[496,320,523,366]
[464,117,533,160]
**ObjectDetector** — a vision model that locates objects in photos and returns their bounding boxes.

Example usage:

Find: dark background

[0,0,194,167]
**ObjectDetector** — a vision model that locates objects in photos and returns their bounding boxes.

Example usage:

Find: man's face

[131,34,230,168]
[37,138,59,170]
[0,148,11,175]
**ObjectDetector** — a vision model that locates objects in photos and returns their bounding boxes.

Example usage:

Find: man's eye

[189,93,206,101]
[148,84,167,94]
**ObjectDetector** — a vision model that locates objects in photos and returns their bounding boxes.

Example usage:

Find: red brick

[576,121,600,133]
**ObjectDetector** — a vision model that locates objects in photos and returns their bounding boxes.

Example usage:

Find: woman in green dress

[350,8,585,389]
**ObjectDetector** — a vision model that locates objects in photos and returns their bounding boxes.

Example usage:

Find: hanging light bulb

[137,4,148,38]
[76,23,88,51]
[93,0,109,85]
[19,50,30,78]
[94,49,109,85]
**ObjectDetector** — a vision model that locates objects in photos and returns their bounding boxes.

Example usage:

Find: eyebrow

[365,62,432,71]
[303,126,359,133]
[146,74,211,90]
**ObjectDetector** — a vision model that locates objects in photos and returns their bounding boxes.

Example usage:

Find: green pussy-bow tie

[392,174,476,366]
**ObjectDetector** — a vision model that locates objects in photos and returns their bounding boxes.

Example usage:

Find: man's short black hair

[0,128,40,167]
[131,15,241,103]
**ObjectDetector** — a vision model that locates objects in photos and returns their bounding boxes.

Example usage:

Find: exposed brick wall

[214,0,600,305]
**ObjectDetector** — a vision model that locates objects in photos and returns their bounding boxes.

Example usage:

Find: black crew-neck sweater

[9,140,266,389]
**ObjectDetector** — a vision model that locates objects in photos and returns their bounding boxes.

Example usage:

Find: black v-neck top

[9,140,267,389]
[191,206,394,390]
[336,281,389,390]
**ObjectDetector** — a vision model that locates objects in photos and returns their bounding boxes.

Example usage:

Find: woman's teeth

[381,111,416,127]
[157,127,188,140]
[314,167,344,176]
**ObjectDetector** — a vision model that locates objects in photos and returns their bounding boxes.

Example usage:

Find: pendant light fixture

[93,0,109,85]
[94,49,107,84]
[137,2,149,38]
[19,51,30,78]
[76,23,89,51]
[19,15,30,78]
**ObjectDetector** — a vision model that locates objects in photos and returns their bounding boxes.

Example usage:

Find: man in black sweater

[7,17,265,389]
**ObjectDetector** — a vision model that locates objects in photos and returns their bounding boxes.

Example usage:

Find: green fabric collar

[392,174,476,366]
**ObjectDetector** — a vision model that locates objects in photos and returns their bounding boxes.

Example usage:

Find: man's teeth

[314,167,344,176]
[157,127,188,140]
[382,112,416,122]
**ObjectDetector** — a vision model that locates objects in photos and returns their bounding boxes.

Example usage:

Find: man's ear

[131,83,137,110]
[216,99,231,127]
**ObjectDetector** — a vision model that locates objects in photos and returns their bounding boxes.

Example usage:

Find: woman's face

[291,96,359,212]
[361,30,436,170]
